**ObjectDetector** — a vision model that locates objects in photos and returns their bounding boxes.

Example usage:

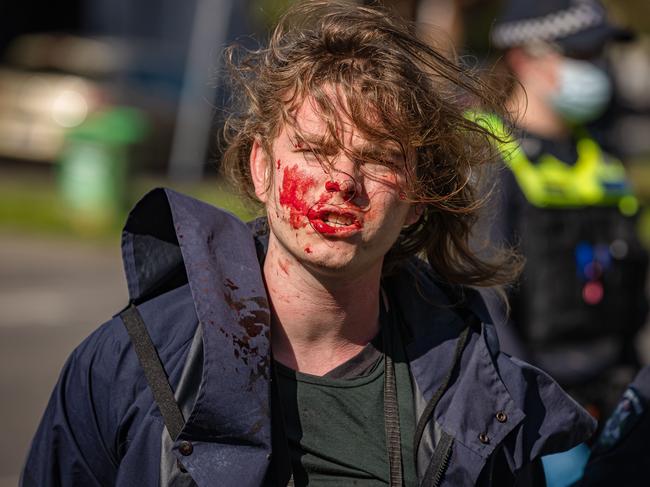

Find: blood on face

[279,165,318,229]
[325,181,340,192]
[278,164,364,235]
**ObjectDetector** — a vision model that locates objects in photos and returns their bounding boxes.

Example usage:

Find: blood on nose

[324,178,357,201]
[325,181,340,192]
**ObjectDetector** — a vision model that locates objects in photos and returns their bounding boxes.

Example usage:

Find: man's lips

[307,208,362,235]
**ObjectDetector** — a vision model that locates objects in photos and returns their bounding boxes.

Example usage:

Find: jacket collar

[121,188,272,485]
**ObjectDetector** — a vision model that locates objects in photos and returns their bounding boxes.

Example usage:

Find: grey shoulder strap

[120,303,186,440]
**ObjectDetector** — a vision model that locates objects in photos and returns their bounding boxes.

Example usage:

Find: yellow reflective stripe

[467,112,547,203]
[510,150,548,206]
[565,139,603,205]
[466,112,637,211]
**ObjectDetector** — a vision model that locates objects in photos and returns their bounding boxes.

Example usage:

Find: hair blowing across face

[221,0,521,288]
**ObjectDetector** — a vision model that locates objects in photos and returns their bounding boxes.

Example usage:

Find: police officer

[579,365,650,486]
[485,0,648,418]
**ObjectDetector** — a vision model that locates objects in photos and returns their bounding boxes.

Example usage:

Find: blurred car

[0,33,176,169]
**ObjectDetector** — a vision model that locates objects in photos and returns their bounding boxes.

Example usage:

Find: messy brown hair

[221,0,521,288]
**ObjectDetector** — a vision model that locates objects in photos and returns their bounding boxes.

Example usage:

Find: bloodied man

[252,92,420,374]
[23,1,596,486]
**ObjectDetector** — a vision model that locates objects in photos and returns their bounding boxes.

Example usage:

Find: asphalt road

[0,233,127,486]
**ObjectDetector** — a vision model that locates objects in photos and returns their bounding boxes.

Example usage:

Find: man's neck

[263,239,382,376]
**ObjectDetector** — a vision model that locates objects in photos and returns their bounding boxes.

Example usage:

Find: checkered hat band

[491,2,605,48]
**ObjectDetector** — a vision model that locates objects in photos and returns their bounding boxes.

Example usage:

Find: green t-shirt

[273,308,416,486]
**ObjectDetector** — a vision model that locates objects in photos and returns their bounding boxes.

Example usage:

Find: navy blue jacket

[22,189,596,486]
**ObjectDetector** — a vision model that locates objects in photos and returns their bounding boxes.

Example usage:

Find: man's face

[250,94,418,279]
[515,45,564,96]
[514,45,612,123]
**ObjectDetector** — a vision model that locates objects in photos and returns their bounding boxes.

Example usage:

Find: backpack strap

[120,303,186,440]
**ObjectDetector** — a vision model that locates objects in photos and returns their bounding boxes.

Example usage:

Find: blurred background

[1,0,649,485]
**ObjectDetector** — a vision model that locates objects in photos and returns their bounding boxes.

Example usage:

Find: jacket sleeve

[21,321,124,487]
[579,366,650,487]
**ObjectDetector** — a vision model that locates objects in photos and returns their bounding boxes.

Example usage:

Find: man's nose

[324,155,364,202]
[325,177,357,202]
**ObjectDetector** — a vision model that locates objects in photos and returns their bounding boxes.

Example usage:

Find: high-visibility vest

[469,113,638,216]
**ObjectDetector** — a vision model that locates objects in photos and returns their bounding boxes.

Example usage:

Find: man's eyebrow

[290,133,336,151]
[358,145,405,162]
[289,133,404,161]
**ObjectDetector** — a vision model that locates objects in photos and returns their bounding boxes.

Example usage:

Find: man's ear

[250,139,271,203]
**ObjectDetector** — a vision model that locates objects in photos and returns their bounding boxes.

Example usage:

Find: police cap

[491,0,634,56]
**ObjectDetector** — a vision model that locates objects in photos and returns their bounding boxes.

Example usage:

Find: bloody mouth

[279,165,364,234]
[307,209,362,235]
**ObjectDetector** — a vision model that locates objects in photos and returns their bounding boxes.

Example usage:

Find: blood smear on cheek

[276,159,281,169]
[279,165,316,229]
[304,247,312,254]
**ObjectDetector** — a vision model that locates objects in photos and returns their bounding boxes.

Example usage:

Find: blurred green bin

[58,107,148,232]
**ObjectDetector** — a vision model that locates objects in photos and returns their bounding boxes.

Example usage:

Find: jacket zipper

[431,443,452,487]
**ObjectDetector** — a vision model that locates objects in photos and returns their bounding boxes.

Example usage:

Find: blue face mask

[549,58,612,124]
